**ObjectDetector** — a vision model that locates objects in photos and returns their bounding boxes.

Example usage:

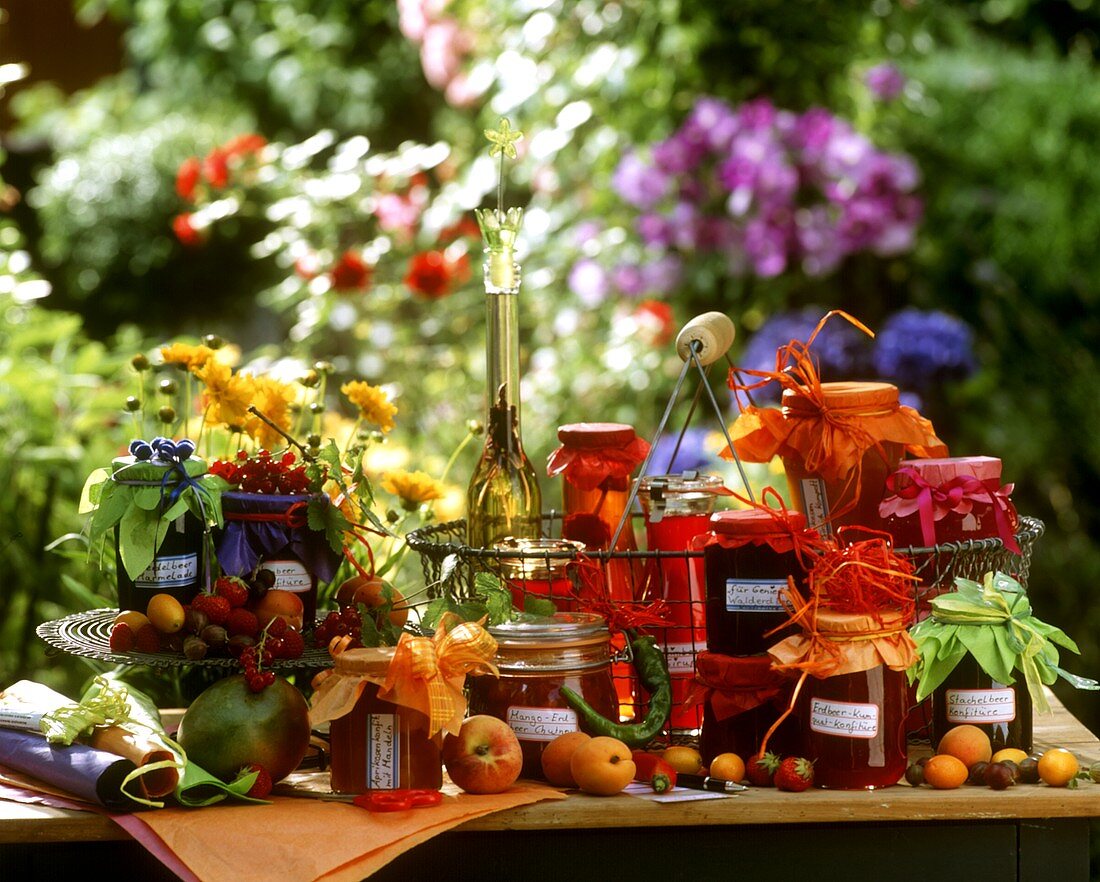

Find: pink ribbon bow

[880,466,1020,554]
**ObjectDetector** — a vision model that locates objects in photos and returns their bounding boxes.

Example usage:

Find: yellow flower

[382,469,446,510]
[342,380,397,433]
[242,376,296,449]
[160,343,215,372]
[195,360,251,429]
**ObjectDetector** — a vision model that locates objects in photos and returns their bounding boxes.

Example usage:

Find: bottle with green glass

[466,120,541,548]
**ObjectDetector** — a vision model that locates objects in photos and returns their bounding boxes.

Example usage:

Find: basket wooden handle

[675,312,736,366]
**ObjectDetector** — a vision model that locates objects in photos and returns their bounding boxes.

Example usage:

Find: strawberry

[745,752,781,787]
[215,576,250,609]
[109,622,135,653]
[192,593,231,626]
[226,607,259,638]
[134,623,163,653]
[280,629,305,660]
[239,763,272,799]
[775,757,815,792]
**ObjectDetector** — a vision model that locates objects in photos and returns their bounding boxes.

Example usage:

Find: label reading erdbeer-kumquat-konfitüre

[809,698,880,739]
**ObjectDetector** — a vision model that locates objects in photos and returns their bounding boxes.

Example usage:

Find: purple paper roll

[0,728,141,810]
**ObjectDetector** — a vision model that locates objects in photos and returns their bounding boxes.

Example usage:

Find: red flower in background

[172,213,205,247]
[202,148,230,189]
[440,216,480,242]
[224,134,267,159]
[176,157,201,201]
[405,250,469,299]
[331,250,372,291]
[634,299,675,346]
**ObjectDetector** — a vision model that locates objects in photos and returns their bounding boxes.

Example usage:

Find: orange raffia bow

[723,309,947,489]
[378,613,499,738]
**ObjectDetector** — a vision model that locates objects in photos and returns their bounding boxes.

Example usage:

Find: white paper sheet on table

[622,782,736,803]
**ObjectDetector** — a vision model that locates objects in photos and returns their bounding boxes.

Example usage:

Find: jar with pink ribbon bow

[878,456,1019,554]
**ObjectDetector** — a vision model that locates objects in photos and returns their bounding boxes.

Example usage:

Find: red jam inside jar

[700,509,812,657]
[801,662,909,790]
[467,613,617,779]
[327,648,443,794]
[695,652,801,763]
[637,473,725,730]
[779,382,905,536]
[493,537,585,613]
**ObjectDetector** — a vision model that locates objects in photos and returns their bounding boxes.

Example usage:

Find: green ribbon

[909,571,1098,714]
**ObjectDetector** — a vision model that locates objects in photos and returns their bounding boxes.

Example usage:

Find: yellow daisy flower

[242,376,296,449]
[382,469,446,510]
[194,360,251,429]
[341,380,397,433]
[160,342,215,372]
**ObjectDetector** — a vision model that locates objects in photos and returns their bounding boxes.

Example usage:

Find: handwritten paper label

[800,478,832,535]
[135,553,198,589]
[809,698,879,739]
[506,706,578,742]
[662,642,703,674]
[725,580,786,613]
[945,688,1016,724]
[365,714,398,789]
[266,560,312,593]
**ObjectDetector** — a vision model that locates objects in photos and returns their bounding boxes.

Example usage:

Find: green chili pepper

[561,630,672,749]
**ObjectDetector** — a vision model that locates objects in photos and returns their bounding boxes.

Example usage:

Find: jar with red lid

[468,613,617,779]
[691,652,802,763]
[770,609,915,790]
[636,473,724,729]
[696,508,815,657]
[315,647,443,793]
[493,537,585,612]
[547,423,649,718]
[879,456,1020,552]
[728,379,946,536]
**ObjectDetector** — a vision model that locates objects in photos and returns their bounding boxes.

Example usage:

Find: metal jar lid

[492,537,585,581]
[487,612,611,673]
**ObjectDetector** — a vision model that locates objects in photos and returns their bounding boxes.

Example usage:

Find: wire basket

[407,514,1044,739]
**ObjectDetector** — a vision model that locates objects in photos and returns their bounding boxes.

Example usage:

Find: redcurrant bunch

[210,449,318,494]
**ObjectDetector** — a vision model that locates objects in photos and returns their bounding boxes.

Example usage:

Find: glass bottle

[466,236,542,549]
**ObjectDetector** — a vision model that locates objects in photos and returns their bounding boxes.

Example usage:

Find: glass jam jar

[468,613,617,779]
[699,508,812,656]
[694,652,802,763]
[789,610,912,790]
[931,654,1033,753]
[493,537,585,612]
[637,473,725,730]
[779,382,909,535]
[326,648,443,793]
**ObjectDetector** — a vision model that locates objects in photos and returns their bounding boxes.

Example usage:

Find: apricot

[145,594,185,634]
[709,753,746,784]
[338,576,408,629]
[662,746,705,776]
[937,724,992,769]
[1037,748,1079,787]
[540,731,591,787]
[570,736,635,796]
[923,754,969,790]
[251,589,304,631]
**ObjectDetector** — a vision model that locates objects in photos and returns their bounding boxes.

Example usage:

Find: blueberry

[151,436,168,450]
[176,439,196,459]
[156,439,178,459]
[132,442,154,461]
[129,439,144,455]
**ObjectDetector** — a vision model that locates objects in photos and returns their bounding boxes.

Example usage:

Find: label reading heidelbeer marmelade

[945,688,1015,724]
[134,553,199,589]
[725,579,786,613]
[365,714,399,789]
[506,707,577,742]
[809,698,879,739]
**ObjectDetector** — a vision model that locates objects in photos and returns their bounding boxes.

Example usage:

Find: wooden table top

[3,691,1099,844]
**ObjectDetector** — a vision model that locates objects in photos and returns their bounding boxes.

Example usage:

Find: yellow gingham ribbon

[378,614,499,738]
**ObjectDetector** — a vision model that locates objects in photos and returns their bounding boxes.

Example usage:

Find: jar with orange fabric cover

[770,609,915,790]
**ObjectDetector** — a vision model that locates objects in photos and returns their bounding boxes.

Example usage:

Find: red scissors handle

[353,789,443,812]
